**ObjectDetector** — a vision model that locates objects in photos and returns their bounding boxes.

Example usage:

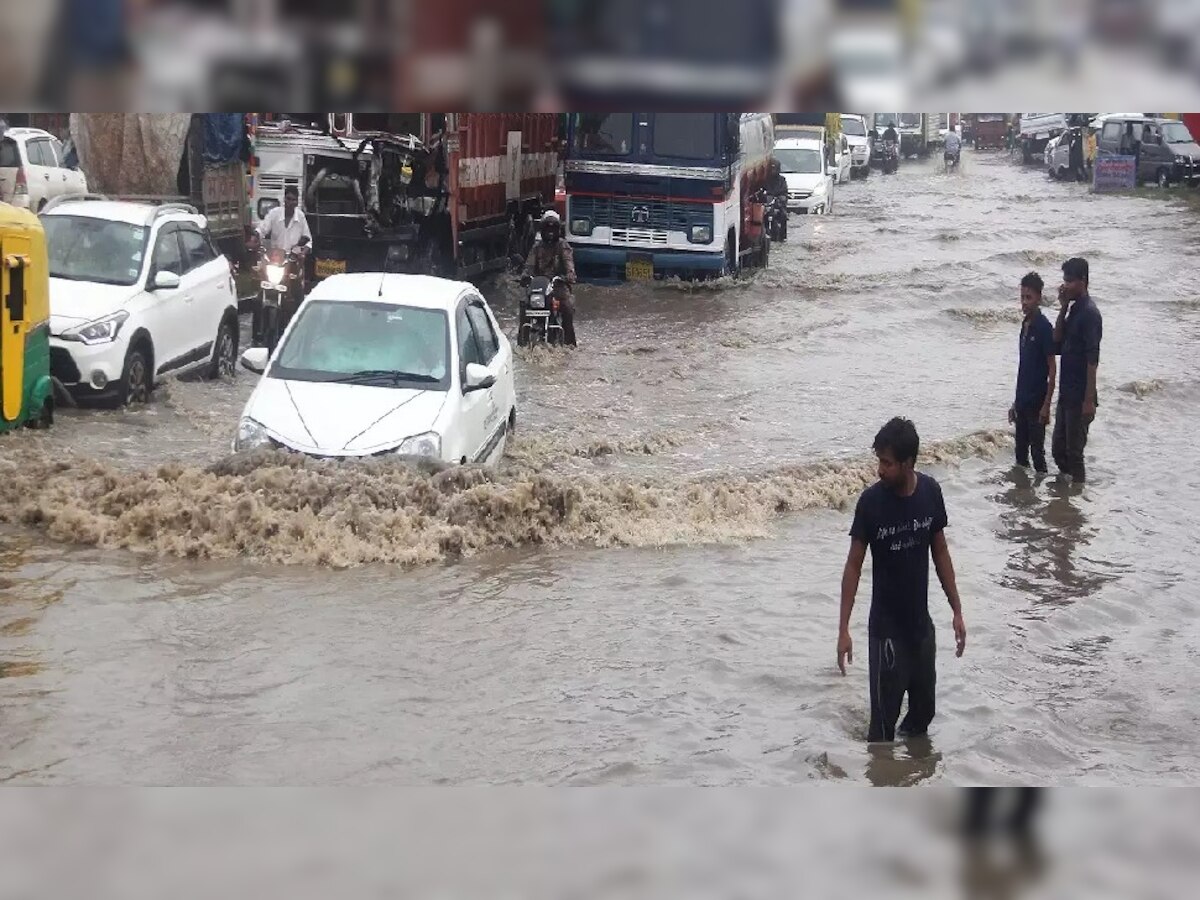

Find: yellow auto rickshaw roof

[0,201,45,233]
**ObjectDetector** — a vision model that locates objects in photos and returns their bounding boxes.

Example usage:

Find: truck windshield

[652,113,717,160]
[875,113,898,128]
[775,149,822,174]
[899,114,922,128]
[572,114,634,156]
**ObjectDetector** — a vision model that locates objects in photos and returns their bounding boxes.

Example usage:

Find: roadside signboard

[1093,155,1137,192]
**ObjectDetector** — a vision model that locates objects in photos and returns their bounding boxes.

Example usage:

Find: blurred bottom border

[1,787,1196,899]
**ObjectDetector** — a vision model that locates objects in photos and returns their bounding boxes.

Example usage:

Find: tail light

[14,167,28,196]
[551,297,560,313]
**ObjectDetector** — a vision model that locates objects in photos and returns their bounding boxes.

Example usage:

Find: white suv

[0,127,89,211]
[41,197,241,405]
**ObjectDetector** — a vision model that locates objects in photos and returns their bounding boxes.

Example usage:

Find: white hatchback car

[234,273,516,466]
[0,127,89,211]
[42,197,241,405]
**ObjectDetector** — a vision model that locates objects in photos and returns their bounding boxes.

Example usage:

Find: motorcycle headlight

[234,417,273,452]
[689,225,712,244]
[570,217,592,236]
[529,290,546,309]
[61,310,129,345]
[265,264,286,284]
[397,431,441,459]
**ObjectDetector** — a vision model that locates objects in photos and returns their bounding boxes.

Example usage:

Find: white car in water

[775,137,835,215]
[234,273,516,465]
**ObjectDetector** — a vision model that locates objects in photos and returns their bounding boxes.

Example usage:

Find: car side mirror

[240,347,269,374]
[463,362,495,393]
[152,270,181,291]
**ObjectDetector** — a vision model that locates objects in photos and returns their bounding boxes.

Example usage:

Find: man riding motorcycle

[523,210,578,346]
[765,157,789,241]
[881,124,899,145]
[944,129,962,168]
[250,185,311,345]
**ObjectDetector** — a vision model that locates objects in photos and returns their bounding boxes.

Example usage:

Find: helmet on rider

[538,209,562,245]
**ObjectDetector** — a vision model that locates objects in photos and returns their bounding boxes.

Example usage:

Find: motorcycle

[255,241,308,354]
[759,190,788,243]
[517,274,568,347]
[944,147,961,172]
[881,140,899,175]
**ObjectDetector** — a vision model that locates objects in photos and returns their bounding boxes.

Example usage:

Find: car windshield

[41,215,149,286]
[271,300,451,391]
[775,148,822,174]
[1161,122,1194,144]
[840,117,867,136]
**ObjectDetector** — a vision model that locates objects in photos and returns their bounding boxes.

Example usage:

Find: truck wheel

[723,238,739,278]
[1157,168,1171,188]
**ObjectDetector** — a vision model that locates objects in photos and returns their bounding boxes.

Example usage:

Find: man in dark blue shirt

[1052,257,1103,483]
[1008,272,1056,473]
[838,418,967,743]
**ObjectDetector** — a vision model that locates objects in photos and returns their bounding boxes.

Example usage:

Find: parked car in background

[234,273,516,467]
[41,197,240,405]
[839,113,872,178]
[0,127,88,212]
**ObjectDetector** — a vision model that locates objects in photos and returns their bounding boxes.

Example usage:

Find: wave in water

[0,430,1012,569]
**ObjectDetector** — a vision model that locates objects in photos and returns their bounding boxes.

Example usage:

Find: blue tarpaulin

[201,114,245,165]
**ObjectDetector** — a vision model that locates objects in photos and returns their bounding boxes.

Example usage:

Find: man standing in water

[837,418,967,742]
[1008,272,1056,473]
[1052,257,1102,483]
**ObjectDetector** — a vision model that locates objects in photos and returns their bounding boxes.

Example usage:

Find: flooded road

[2,151,1198,785]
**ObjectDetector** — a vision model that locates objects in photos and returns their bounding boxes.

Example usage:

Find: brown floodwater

[2,151,1198,785]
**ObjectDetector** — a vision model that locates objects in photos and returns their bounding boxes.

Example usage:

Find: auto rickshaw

[0,201,53,433]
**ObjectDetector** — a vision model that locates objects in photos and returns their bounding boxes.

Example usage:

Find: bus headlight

[570,218,592,236]
[689,225,713,244]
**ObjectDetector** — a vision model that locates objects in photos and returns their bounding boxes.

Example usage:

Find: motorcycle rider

[251,185,311,344]
[881,123,899,145]
[524,210,578,346]
[944,128,962,167]
[765,157,789,241]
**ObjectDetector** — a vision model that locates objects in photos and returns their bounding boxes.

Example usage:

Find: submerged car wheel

[208,317,237,379]
[121,346,151,406]
[1157,168,1171,188]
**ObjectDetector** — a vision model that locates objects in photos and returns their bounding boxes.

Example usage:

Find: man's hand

[1007,406,1016,425]
[1082,398,1096,421]
[837,630,853,675]
[1039,402,1051,426]
[1058,284,1070,309]
[953,613,967,658]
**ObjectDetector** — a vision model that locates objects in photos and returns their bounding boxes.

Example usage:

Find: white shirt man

[257,197,312,253]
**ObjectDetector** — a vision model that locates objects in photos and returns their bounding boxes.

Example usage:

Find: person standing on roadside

[1009,272,1056,473]
[837,418,967,743]
[1052,258,1103,483]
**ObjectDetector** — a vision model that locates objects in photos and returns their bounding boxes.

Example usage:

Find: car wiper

[326,369,440,384]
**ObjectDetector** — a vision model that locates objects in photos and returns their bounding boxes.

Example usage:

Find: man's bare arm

[840,539,867,632]
[930,531,961,614]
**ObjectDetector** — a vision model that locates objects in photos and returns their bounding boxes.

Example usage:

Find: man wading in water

[1052,257,1102,483]
[837,418,967,742]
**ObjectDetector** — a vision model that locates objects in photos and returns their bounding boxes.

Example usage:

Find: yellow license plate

[315,258,346,278]
[625,259,654,281]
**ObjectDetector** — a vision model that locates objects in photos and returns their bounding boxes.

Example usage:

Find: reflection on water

[992,467,1118,608]
[865,735,943,788]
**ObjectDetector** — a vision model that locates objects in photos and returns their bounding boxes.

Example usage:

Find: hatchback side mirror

[152,271,181,291]
[240,347,269,374]
[463,363,495,393]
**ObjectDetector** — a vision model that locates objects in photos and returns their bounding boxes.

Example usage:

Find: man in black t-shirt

[837,418,967,742]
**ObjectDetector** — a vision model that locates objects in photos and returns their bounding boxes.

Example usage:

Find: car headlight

[689,224,712,244]
[397,432,441,459]
[234,416,273,452]
[1176,155,1189,164]
[265,264,286,285]
[570,217,592,236]
[60,310,129,345]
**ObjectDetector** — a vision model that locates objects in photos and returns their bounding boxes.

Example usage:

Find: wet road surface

[2,150,1198,784]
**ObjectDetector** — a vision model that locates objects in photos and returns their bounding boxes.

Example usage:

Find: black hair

[1020,271,1044,295]
[873,417,919,465]
[1062,257,1089,285]
[284,185,299,199]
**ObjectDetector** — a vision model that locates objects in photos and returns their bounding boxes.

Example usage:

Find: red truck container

[290,112,561,281]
